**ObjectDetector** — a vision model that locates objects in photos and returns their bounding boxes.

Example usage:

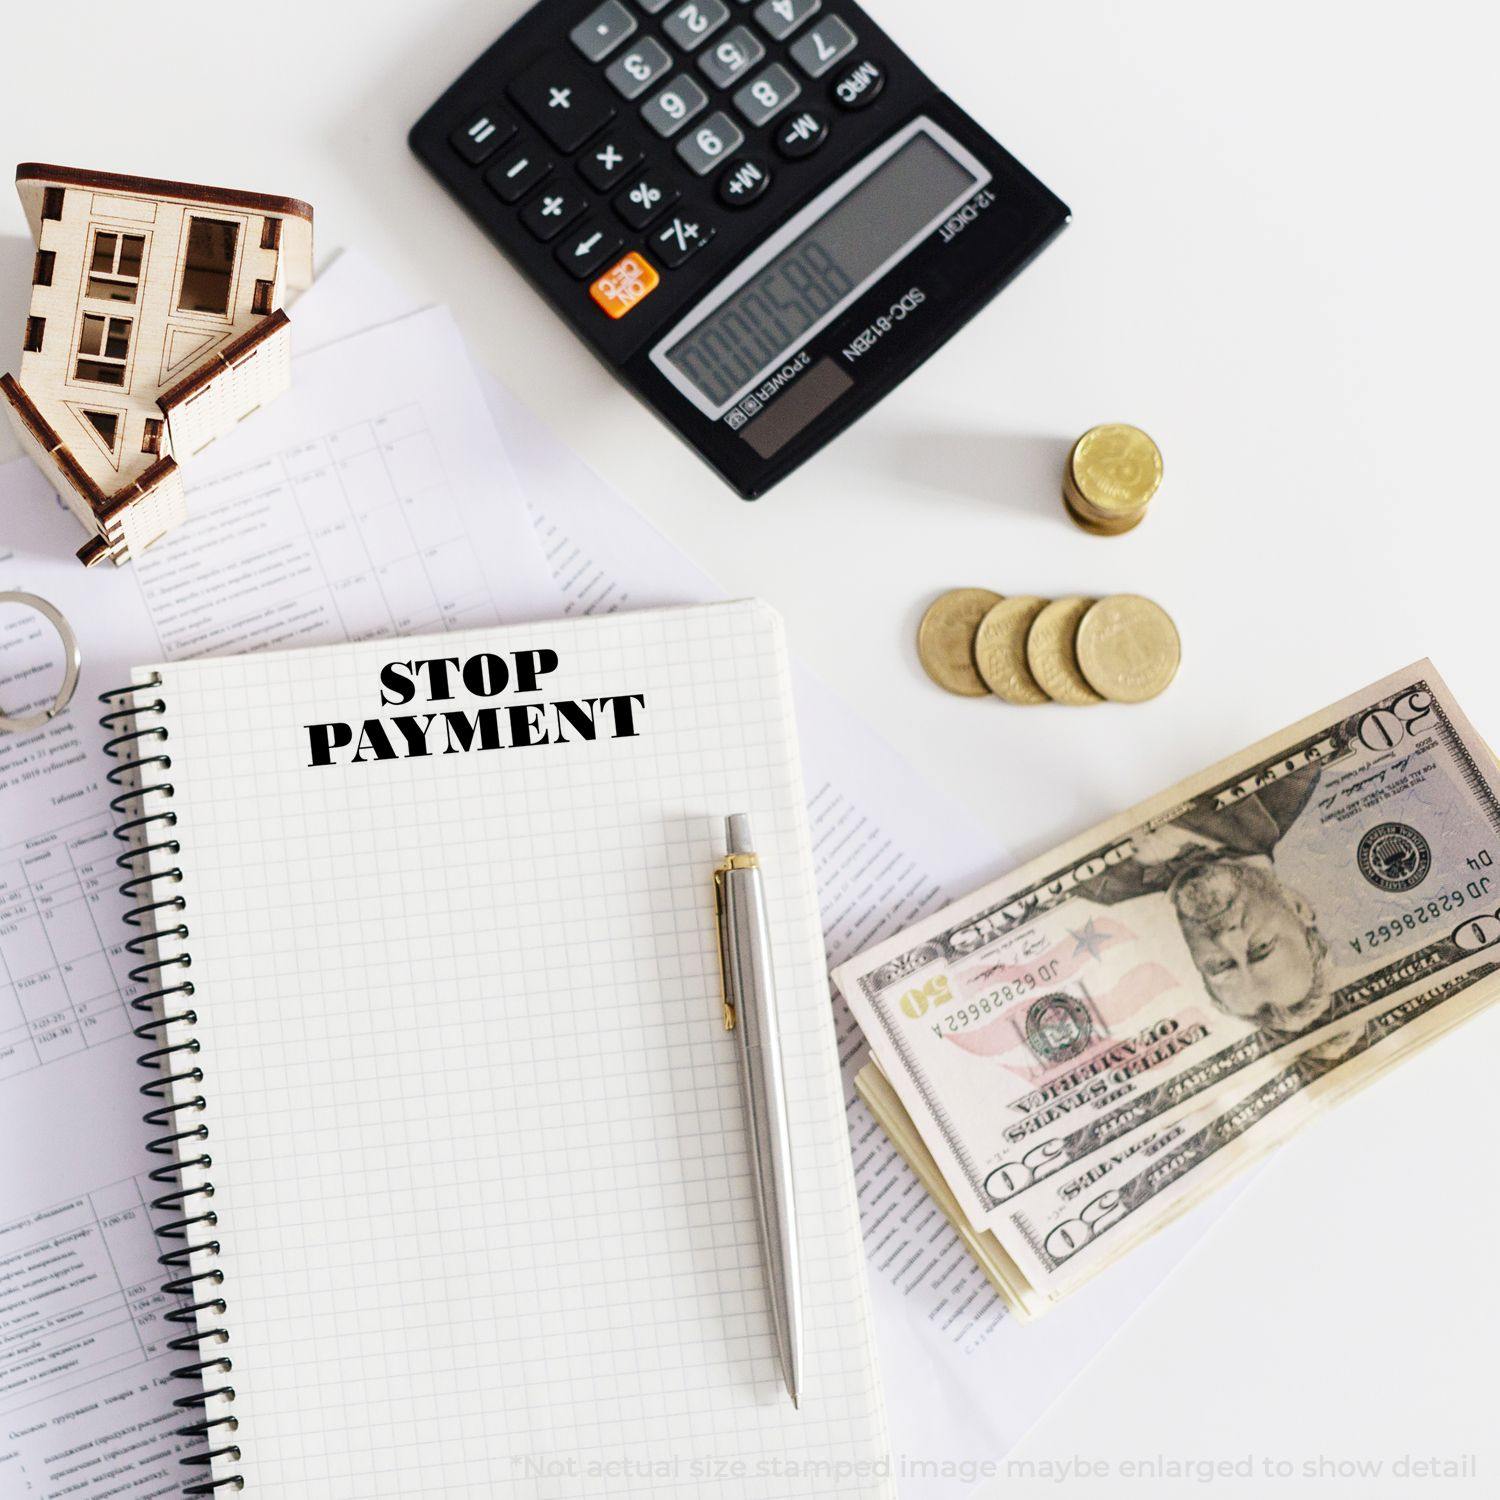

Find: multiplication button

[789,16,856,77]
[569,1,637,63]
[578,132,643,190]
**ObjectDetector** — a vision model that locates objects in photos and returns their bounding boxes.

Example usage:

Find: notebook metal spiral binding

[100,678,243,1495]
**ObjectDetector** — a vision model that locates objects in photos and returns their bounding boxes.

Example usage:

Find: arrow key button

[556,220,624,278]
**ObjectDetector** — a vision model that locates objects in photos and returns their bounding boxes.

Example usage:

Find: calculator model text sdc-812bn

[410,0,1070,498]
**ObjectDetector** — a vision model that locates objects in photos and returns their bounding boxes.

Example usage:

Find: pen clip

[713,866,735,1031]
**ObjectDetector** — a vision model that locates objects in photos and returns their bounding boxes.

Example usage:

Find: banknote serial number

[909,960,1065,1037]
[1350,875,1493,954]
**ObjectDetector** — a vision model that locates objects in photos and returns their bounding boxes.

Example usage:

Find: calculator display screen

[654,120,990,421]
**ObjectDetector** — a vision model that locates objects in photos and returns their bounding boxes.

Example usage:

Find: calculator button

[520,185,589,241]
[606,37,673,100]
[717,156,771,208]
[615,172,681,228]
[753,0,820,41]
[578,133,643,190]
[831,57,884,109]
[651,212,714,267]
[772,108,828,158]
[570,1,638,62]
[676,112,745,175]
[732,64,800,125]
[483,145,552,203]
[698,25,765,88]
[590,252,661,319]
[791,16,857,78]
[641,76,709,137]
[556,221,624,278]
[635,0,673,10]
[450,106,516,164]
[662,0,730,52]
[508,55,617,152]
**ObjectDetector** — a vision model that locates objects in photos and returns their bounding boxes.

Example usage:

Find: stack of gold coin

[918,590,1180,705]
[1062,424,1163,535]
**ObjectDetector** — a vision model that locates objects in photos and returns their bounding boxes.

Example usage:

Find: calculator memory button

[753,0,820,41]
[569,0,638,63]
[508,55,617,151]
[732,63,801,126]
[651,212,715,267]
[698,25,765,88]
[676,112,745,175]
[578,133,644,190]
[590,252,661,319]
[520,186,590,240]
[717,156,771,208]
[662,0,730,52]
[790,16,856,78]
[450,106,516,164]
[641,75,709,137]
[483,146,553,202]
[557,221,625,278]
[831,57,884,109]
[773,108,829,158]
[614,172,681,228]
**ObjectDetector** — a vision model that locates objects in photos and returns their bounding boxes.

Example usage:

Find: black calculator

[410,0,1070,498]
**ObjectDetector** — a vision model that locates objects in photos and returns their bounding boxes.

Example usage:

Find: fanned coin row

[919,590,1180,705]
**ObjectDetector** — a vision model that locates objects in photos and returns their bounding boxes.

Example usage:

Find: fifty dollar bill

[833,662,1500,1308]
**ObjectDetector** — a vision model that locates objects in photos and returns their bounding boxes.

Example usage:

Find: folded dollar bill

[833,662,1500,1315]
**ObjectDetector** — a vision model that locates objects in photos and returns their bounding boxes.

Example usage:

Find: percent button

[614,172,681,229]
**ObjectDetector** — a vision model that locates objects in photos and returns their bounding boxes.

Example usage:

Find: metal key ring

[0,592,83,733]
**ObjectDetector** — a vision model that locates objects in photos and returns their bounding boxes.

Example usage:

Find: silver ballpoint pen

[714,814,803,1408]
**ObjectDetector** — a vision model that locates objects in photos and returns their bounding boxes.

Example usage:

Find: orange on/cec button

[589,252,660,319]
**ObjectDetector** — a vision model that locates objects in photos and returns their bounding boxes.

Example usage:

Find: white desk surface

[3,3,1496,1495]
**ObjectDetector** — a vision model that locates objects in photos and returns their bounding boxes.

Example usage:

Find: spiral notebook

[105,600,892,1497]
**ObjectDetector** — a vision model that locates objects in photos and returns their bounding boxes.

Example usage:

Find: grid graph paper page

[144,601,892,1497]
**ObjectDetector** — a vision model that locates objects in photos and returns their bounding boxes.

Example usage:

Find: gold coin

[1068,425,1163,519]
[1026,597,1104,706]
[1061,484,1145,537]
[917,588,1003,696]
[1075,595,1181,703]
[975,596,1050,705]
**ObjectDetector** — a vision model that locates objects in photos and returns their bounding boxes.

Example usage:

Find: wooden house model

[2,164,313,567]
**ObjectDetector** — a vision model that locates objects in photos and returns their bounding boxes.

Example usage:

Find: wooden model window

[83,410,121,453]
[260,217,282,250]
[75,313,133,385]
[142,417,163,455]
[251,278,274,316]
[41,186,64,220]
[33,249,56,286]
[87,230,146,302]
[24,316,45,353]
[177,217,240,316]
